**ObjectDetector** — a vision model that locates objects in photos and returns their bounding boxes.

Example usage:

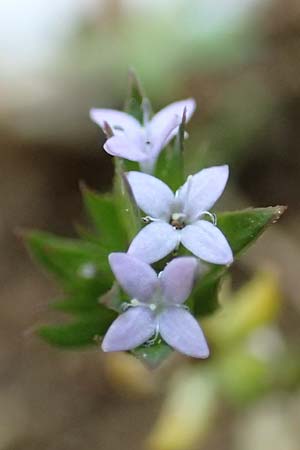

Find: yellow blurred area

[146,368,218,450]
[104,352,158,396]
[203,269,281,348]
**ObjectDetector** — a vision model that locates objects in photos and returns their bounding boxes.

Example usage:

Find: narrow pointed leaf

[124,69,146,124]
[81,186,127,251]
[24,231,112,294]
[217,206,287,255]
[114,158,141,242]
[38,309,117,348]
[51,295,104,314]
[99,283,126,313]
[192,206,286,316]
[155,110,186,191]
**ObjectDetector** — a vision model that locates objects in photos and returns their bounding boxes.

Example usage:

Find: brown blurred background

[0,1,300,449]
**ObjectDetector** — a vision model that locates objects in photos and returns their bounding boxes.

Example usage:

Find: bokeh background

[1,0,300,449]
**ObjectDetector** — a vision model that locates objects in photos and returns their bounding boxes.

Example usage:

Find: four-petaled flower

[126,165,233,265]
[102,253,209,358]
[90,98,196,173]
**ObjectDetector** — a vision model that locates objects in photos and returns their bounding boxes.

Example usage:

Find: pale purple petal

[104,135,148,162]
[126,171,174,220]
[150,98,196,146]
[160,257,199,304]
[159,307,209,358]
[150,114,182,159]
[109,253,158,302]
[181,221,233,265]
[183,165,229,222]
[128,222,179,264]
[173,175,192,211]
[90,108,141,140]
[102,306,156,352]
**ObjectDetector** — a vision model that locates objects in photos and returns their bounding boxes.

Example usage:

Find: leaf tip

[270,205,287,223]
[128,67,143,89]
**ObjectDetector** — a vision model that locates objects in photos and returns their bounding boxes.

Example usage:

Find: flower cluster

[91,97,233,358]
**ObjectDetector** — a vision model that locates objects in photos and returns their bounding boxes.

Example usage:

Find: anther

[170,212,186,229]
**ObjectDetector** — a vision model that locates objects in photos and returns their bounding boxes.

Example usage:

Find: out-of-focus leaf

[132,340,172,369]
[100,282,125,313]
[124,68,145,123]
[147,367,218,450]
[74,223,103,246]
[155,110,185,191]
[51,295,103,314]
[114,158,141,242]
[218,350,269,405]
[24,231,112,297]
[192,206,286,316]
[38,308,116,348]
[81,185,127,251]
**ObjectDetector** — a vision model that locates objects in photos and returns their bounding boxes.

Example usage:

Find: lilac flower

[90,98,196,172]
[126,165,233,265]
[102,253,209,358]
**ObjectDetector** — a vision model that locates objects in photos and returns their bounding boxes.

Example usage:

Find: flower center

[170,212,186,229]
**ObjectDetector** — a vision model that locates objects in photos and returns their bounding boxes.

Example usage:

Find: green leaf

[51,296,103,314]
[132,340,173,369]
[189,273,222,317]
[24,231,112,294]
[114,158,141,242]
[38,308,117,348]
[155,110,186,191]
[81,185,127,252]
[99,283,126,313]
[192,206,286,316]
[217,206,286,255]
[124,69,146,123]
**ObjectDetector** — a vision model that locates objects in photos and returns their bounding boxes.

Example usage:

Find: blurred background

[1,0,300,449]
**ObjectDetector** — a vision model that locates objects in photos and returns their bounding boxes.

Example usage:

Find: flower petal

[160,257,199,304]
[181,221,233,265]
[150,98,196,146]
[104,135,148,162]
[90,108,141,140]
[102,306,156,352]
[109,253,158,302]
[182,165,229,221]
[150,114,182,159]
[128,222,179,264]
[126,171,174,220]
[159,307,209,358]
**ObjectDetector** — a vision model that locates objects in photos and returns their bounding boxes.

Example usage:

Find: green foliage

[25,231,111,289]
[51,296,103,314]
[192,206,286,316]
[24,166,142,348]
[155,110,186,191]
[132,340,173,369]
[124,69,145,124]
[38,309,117,348]
[81,185,127,252]
[113,158,142,242]
[218,207,287,254]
